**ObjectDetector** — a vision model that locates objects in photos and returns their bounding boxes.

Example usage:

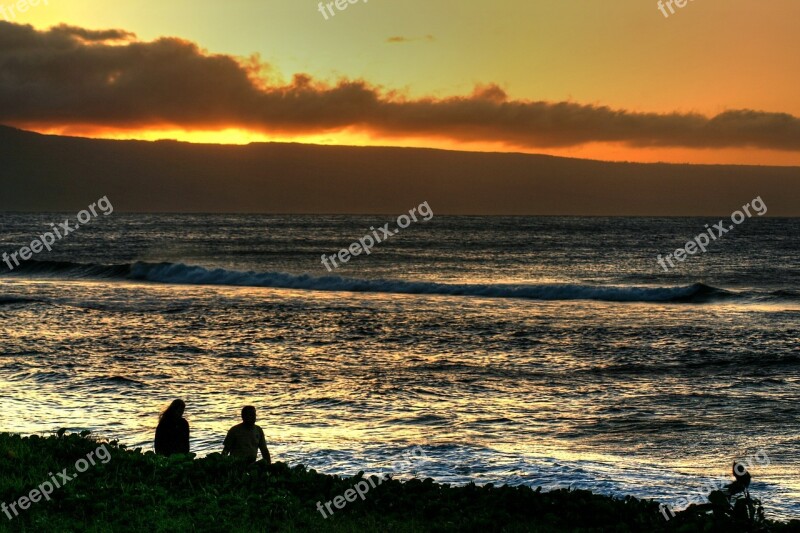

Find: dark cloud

[1,21,799,151]
[49,24,135,42]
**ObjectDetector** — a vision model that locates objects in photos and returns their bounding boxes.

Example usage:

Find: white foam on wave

[129,262,719,303]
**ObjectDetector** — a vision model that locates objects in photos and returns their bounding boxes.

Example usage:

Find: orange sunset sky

[1,0,799,165]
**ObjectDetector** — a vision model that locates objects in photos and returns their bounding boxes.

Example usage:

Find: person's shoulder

[227,422,243,432]
[179,418,189,427]
[254,425,265,435]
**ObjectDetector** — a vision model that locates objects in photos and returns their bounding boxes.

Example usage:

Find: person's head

[160,399,186,421]
[241,405,257,426]
[733,461,751,483]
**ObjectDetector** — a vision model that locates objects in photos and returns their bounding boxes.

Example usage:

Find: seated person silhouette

[222,405,271,464]
[707,461,755,509]
[727,461,752,496]
[154,399,190,456]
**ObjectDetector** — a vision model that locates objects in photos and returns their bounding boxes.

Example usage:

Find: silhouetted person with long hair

[154,399,190,456]
[222,405,271,464]
[728,461,752,496]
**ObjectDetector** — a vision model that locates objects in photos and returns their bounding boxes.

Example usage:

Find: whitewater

[0,214,798,521]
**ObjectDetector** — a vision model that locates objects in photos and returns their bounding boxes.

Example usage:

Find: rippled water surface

[0,215,798,520]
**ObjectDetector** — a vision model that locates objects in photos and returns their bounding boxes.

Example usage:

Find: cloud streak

[386,35,435,43]
[1,21,799,151]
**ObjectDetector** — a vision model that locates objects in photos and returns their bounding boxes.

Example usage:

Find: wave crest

[2,260,738,303]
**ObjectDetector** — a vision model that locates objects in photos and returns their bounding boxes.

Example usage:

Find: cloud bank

[1,21,799,151]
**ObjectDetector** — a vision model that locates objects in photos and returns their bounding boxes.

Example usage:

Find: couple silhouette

[154,399,271,463]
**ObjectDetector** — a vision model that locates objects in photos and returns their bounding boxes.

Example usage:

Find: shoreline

[1,432,797,531]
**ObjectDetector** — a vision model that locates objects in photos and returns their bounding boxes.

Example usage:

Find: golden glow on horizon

[20,125,800,166]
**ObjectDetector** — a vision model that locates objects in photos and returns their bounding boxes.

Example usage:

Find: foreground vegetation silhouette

[1,432,797,532]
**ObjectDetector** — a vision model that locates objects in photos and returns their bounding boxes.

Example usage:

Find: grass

[0,432,796,532]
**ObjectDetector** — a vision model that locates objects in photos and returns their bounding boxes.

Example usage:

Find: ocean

[0,214,798,521]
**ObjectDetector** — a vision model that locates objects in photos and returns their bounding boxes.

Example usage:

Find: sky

[1,0,800,165]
